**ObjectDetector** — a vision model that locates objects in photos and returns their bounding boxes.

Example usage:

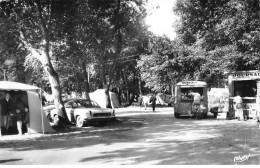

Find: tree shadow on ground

[0,159,22,164]
[0,108,259,165]
[77,114,260,165]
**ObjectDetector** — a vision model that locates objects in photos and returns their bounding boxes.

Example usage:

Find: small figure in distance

[149,93,157,112]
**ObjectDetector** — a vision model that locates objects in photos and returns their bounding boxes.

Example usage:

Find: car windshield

[65,99,100,108]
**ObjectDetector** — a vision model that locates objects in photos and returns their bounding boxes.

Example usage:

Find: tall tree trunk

[101,0,122,108]
[171,84,174,97]
[121,70,130,104]
[82,62,91,102]
[104,86,112,108]
[128,71,136,104]
[43,63,66,118]
[138,72,142,95]
[35,0,69,124]
[100,54,111,108]
[117,87,122,105]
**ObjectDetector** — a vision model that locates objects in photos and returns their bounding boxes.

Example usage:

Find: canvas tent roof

[0,81,39,91]
[89,89,120,109]
[0,81,54,136]
[156,93,174,105]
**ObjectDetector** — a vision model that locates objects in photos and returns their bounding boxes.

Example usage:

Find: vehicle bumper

[84,117,116,123]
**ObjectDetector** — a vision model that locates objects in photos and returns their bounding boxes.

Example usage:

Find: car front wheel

[53,115,59,125]
[76,116,84,127]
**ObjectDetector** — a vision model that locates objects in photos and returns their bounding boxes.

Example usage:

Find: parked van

[174,81,208,118]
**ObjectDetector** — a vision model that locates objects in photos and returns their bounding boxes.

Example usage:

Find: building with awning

[225,70,259,119]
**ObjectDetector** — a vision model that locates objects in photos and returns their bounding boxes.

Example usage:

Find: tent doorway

[0,81,54,136]
[0,91,29,135]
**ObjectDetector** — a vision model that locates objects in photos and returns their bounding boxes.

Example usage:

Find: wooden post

[228,75,233,119]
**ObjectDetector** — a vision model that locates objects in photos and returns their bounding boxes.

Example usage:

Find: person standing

[15,108,23,135]
[189,90,202,119]
[233,91,243,121]
[24,107,30,134]
[150,93,157,112]
[1,92,14,131]
[15,98,25,135]
[189,91,202,106]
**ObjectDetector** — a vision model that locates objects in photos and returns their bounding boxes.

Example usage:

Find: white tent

[0,81,54,136]
[89,89,120,109]
[142,93,174,106]
[156,93,174,105]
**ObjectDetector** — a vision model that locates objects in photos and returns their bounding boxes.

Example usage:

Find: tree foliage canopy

[2,0,260,101]
[137,0,260,92]
[0,0,150,101]
[174,0,260,86]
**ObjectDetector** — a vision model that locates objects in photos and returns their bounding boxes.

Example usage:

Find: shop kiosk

[226,70,259,119]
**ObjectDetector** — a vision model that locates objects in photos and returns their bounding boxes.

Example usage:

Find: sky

[145,0,179,40]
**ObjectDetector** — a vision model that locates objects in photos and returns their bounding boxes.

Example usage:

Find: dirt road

[0,106,259,165]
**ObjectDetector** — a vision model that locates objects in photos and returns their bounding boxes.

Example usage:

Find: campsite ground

[0,105,259,165]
